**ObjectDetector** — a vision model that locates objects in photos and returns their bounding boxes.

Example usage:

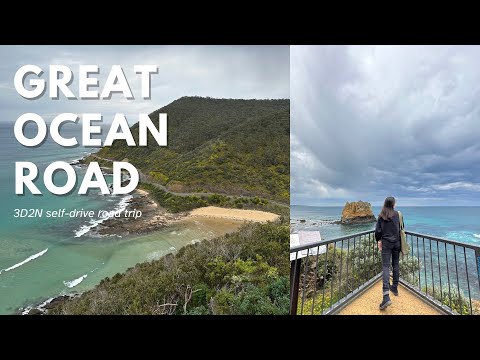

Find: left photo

[0,45,290,315]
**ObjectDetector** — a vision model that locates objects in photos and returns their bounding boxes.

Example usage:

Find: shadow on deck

[336,278,443,315]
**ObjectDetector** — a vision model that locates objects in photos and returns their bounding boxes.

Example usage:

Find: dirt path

[87,154,289,208]
[338,279,443,315]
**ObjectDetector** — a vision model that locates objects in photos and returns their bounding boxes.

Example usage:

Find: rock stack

[340,201,376,224]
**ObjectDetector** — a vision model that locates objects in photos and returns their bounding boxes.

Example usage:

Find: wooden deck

[337,278,443,315]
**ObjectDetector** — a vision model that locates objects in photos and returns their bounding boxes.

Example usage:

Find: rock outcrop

[340,201,376,224]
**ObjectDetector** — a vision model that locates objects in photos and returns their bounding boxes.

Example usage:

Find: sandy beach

[92,186,280,237]
[188,206,280,222]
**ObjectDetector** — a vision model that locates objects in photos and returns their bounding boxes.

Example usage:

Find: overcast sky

[0,45,289,124]
[291,45,480,207]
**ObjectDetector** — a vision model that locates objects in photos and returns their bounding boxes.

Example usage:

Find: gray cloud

[1,45,289,124]
[291,45,480,206]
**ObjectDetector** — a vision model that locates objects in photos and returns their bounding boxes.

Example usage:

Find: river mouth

[3,215,245,315]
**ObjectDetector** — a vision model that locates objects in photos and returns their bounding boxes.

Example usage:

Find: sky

[291,45,480,207]
[0,45,289,125]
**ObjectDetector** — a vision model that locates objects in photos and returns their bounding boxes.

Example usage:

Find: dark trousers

[381,240,400,297]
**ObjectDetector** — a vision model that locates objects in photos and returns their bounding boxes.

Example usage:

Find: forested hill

[98,97,290,203]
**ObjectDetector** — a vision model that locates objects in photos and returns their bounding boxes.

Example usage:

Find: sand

[188,206,280,222]
[338,279,443,315]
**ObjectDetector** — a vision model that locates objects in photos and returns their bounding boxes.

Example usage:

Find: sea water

[291,205,480,301]
[291,205,480,245]
[0,123,241,314]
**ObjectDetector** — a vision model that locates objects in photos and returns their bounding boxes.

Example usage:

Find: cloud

[298,179,352,198]
[291,45,480,206]
[432,182,480,191]
[1,45,289,125]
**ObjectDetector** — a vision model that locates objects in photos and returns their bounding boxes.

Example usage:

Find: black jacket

[375,210,402,243]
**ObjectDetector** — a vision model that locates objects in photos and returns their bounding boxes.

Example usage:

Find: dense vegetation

[58,97,291,315]
[97,97,290,203]
[49,222,289,315]
[138,183,288,218]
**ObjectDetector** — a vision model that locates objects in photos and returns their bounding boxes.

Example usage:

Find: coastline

[73,152,282,238]
[89,185,281,238]
[19,183,281,314]
[88,189,187,237]
[3,94,290,315]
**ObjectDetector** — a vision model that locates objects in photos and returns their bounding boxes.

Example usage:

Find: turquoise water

[0,122,241,314]
[291,205,480,301]
[291,205,480,245]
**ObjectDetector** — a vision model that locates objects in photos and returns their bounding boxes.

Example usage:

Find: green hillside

[49,222,289,315]
[97,97,290,203]
[55,97,291,315]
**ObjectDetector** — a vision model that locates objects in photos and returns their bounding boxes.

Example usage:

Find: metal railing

[290,230,480,315]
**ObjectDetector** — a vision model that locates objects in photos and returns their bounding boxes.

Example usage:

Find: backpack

[398,210,409,256]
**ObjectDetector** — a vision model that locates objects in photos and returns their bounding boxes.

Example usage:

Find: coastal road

[84,154,289,208]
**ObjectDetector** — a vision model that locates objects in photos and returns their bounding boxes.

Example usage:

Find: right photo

[290,45,480,315]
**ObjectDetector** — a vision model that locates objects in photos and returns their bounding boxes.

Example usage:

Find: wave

[0,248,48,274]
[63,274,87,288]
[146,251,164,261]
[74,219,104,238]
[69,157,82,165]
[73,195,132,238]
[291,219,338,231]
[21,297,53,315]
[69,151,92,165]
[445,231,480,245]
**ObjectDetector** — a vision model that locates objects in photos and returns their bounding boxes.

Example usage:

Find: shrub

[48,222,289,315]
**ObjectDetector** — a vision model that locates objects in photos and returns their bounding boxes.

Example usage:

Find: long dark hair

[379,196,396,220]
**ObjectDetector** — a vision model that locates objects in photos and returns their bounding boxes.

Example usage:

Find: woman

[375,196,402,310]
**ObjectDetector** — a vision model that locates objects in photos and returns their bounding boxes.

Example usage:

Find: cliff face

[340,201,376,224]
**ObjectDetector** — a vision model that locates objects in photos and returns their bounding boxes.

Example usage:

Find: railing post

[476,249,480,290]
[290,258,302,315]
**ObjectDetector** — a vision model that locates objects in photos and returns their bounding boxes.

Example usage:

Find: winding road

[86,154,289,208]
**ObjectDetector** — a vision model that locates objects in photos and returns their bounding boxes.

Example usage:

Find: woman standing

[375,196,403,310]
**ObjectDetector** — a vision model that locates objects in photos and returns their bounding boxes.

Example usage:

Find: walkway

[338,278,443,315]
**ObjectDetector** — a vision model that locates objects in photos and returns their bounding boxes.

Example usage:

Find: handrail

[405,231,480,251]
[290,230,374,252]
[290,229,480,253]
[290,229,480,315]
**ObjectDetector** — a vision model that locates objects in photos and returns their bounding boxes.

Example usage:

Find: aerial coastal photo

[0,45,289,315]
[290,45,480,315]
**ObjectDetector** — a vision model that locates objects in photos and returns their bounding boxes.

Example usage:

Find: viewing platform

[290,230,480,315]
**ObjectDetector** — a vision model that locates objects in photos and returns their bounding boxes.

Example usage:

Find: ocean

[291,204,480,302]
[291,205,480,246]
[0,122,241,314]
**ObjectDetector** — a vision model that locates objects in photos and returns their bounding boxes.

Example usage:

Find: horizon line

[291,204,480,207]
